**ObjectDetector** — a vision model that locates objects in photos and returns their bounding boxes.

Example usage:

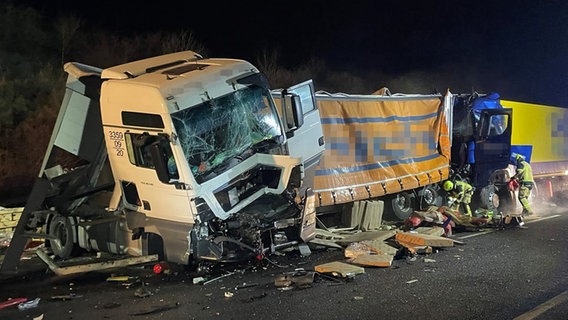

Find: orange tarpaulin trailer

[313,92,451,206]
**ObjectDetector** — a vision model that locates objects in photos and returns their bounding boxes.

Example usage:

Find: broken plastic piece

[134,287,152,298]
[152,262,169,274]
[192,276,207,284]
[106,276,135,282]
[18,297,40,310]
[0,297,27,310]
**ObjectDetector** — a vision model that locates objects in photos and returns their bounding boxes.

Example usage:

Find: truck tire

[479,185,500,211]
[418,185,443,208]
[388,191,416,220]
[48,215,79,259]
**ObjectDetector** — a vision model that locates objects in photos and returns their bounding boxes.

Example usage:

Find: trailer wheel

[388,191,416,220]
[418,185,443,208]
[48,215,79,259]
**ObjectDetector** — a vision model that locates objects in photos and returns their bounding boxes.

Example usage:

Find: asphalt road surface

[1,201,567,320]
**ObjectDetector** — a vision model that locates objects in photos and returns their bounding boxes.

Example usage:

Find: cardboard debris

[438,207,477,227]
[336,230,396,245]
[342,200,384,231]
[413,226,445,237]
[344,240,398,258]
[348,254,393,267]
[396,240,433,255]
[344,242,371,258]
[315,228,346,240]
[361,240,399,256]
[395,232,454,247]
[309,237,343,249]
[314,261,365,278]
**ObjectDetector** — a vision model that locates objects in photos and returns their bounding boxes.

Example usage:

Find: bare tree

[161,31,208,56]
[54,14,81,65]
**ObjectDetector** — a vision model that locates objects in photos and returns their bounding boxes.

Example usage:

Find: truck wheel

[388,191,416,220]
[418,185,443,208]
[479,185,500,211]
[48,215,78,259]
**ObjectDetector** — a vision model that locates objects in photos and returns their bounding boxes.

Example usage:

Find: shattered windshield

[172,85,283,183]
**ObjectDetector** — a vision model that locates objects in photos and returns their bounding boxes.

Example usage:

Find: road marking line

[458,230,494,239]
[456,215,561,240]
[513,290,568,320]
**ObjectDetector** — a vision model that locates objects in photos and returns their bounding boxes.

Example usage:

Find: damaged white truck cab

[1,51,324,272]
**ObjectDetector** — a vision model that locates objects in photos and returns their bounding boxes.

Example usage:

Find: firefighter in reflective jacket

[511,154,534,215]
[443,180,474,216]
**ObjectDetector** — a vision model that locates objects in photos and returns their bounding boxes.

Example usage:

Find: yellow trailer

[501,100,568,198]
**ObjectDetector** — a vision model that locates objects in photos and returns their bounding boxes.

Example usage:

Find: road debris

[274,270,315,289]
[106,275,137,282]
[134,287,153,298]
[50,293,83,301]
[130,302,180,316]
[314,261,365,278]
[17,297,40,310]
[152,262,170,274]
[241,293,267,303]
[202,270,242,285]
[102,302,121,309]
[192,276,207,284]
[36,248,159,276]
[0,297,28,310]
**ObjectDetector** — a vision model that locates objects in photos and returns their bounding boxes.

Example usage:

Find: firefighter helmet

[442,180,454,192]
[515,153,524,162]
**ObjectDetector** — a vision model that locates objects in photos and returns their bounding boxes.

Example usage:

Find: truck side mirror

[284,94,304,129]
[150,142,170,184]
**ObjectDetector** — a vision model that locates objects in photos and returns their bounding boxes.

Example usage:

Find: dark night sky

[19,0,568,107]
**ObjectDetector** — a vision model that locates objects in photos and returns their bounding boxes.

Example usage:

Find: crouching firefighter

[443,179,474,217]
[511,153,535,216]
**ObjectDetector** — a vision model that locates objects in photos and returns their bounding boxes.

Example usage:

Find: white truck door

[276,80,325,171]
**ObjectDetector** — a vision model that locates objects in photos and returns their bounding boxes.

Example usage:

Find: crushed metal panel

[36,248,158,276]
